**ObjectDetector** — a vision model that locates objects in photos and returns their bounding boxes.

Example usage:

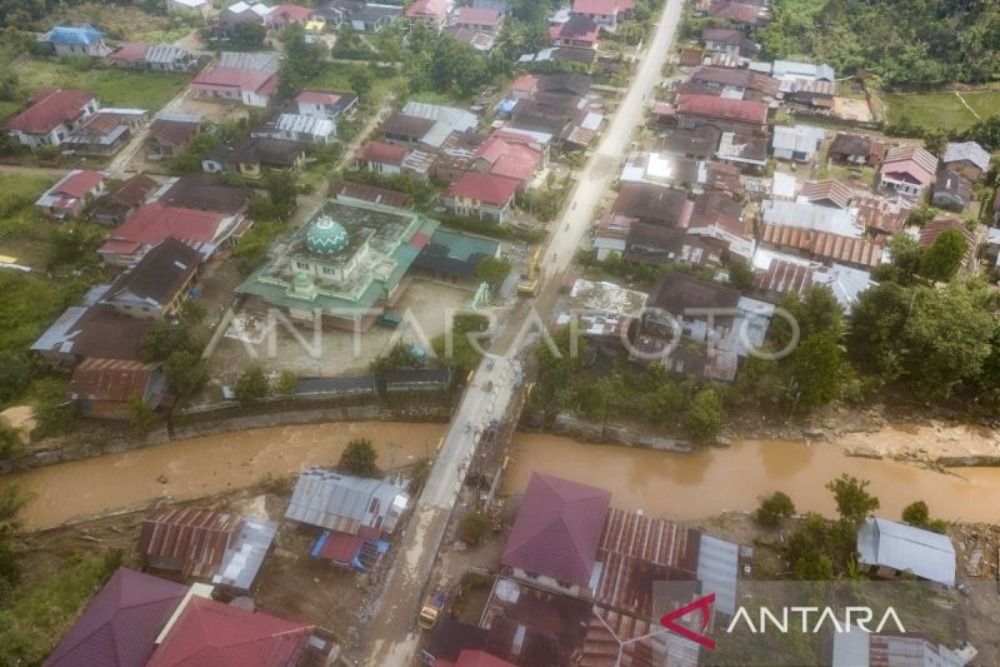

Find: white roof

[943,141,991,172]
[811,263,873,315]
[856,517,956,586]
[762,200,861,237]
[772,124,826,154]
[228,1,272,16]
[771,172,797,199]
[219,51,280,72]
[171,0,209,7]
[276,113,335,137]
[772,60,835,81]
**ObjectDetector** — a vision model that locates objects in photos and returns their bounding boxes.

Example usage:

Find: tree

[826,474,879,529]
[163,350,209,398]
[339,438,380,478]
[432,313,489,372]
[370,341,424,373]
[232,22,265,50]
[458,511,490,546]
[901,500,947,533]
[923,128,948,156]
[32,377,78,438]
[755,491,796,528]
[349,67,374,98]
[786,513,835,580]
[726,259,756,292]
[919,228,967,282]
[126,395,157,436]
[875,233,923,285]
[49,222,105,268]
[475,256,512,288]
[784,332,846,413]
[408,457,432,495]
[906,205,936,228]
[234,366,269,404]
[140,321,199,362]
[275,370,297,395]
[683,387,725,442]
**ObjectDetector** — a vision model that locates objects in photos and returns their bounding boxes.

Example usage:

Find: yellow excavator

[516,246,541,296]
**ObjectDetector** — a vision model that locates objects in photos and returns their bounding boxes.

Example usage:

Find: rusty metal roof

[138,508,243,579]
[760,223,883,268]
[579,607,700,667]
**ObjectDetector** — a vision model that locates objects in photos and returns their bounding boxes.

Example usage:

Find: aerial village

[0,0,999,665]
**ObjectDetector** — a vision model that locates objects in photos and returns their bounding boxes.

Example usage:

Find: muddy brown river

[7,424,1000,530]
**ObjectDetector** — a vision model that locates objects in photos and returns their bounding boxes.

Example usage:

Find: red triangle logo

[659,592,716,650]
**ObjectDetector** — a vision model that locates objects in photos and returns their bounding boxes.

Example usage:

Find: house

[620,152,743,197]
[31,298,156,368]
[932,169,974,211]
[145,113,202,161]
[828,132,885,166]
[832,625,969,667]
[942,141,991,182]
[101,238,201,319]
[852,191,911,237]
[754,249,874,314]
[707,0,768,28]
[592,213,634,260]
[471,136,543,189]
[570,0,633,31]
[295,89,358,118]
[663,125,723,160]
[500,472,611,597]
[208,137,306,179]
[771,124,825,162]
[191,52,280,107]
[217,1,273,34]
[355,140,408,174]
[453,6,503,31]
[549,15,600,49]
[62,108,148,156]
[147,596,314,667]
[39,25,112,58]
[264,3,312,28]
[286,468,409,535]
[108,43,197,71]
[406,0,453,30]
[44,568,187,667]
[166,0,212,15]
[701,27,757,57]
[445,25,498,52]
[612,182,689,227]
[399,101,478,150]
[139,507,244,579]
[253,113,336,144]
[772,60,835,82]
[762,199,860,238]
[92,173,159,225]
[879,145,938,198]
[332,180,413,209]
[35,169,107,219]
[313,1,402,32]
[6,88,98,148]
[412,228,502,284]
[443,173,520,223]
[716,130,769,170]
[760,223,883,269]
[856,517,956,586]
[675,94,768,136]
[779,78,837,109]
[99,202,246,266]
[68,358,168,419]
[684,67,780,102]
[919,217,978,270]
[157,174,254,216]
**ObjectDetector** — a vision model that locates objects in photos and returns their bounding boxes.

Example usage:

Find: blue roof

[44,25,105,45]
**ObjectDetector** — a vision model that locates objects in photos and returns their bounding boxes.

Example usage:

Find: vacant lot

[886,91,1000,130]
[14,59,190,111]
[40,3,193,44]
[0,171,60,269]
[306,63,403,110]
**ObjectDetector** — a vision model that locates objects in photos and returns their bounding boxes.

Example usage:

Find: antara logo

[659,594,907,651]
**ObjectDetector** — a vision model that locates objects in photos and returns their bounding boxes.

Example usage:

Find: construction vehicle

[418,577,450,630]
[516,247,541,296]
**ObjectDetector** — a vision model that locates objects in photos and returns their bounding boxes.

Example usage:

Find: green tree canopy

[918,228,967,282]
[683,386,725,442]
[475,256,512,288]
[826,474,879,530]
[339,438,380,478]
[755,491,796,528]
[234,366,269,405]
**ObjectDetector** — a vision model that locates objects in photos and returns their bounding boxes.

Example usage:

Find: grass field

[0,172,60,270]
[886,91,1000,130]
[41,3,193,43]
[13,59,191,111]
[306,63,404,110]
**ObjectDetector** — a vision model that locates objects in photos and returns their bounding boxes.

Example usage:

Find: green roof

[425,229,500,262]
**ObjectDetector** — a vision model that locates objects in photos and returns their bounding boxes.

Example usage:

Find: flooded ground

[836,421,1000,459]
[8,424,1000,530]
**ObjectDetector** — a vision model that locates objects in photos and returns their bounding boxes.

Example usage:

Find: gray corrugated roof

[696,533,739,615]
[856,517,956,586]
[212,516,278,592]
[832,626,965,667]
[285,468,408,534]
[30,306,89,354]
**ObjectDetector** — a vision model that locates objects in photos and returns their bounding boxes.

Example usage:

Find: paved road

[361,1,684,665]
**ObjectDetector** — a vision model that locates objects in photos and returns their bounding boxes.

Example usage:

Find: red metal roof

[356,140,408,166]
[68,358,159,403]
[267,3,312,22]
[474,137,542,183]
[138,507,243,579]
[447,173,520,207]
[44,568,187,667]
[147,596,314,667]
[761,223,884,268]
[501,473,611,588]
[108,42,149,62]
[572,0,625,16]
[453,7,503,27]
[102,202,231,250]
[6,89,95,134]
[50,169,105,199]
[676,93,767,125]
[406,0,450,19]
[192,67,275,94]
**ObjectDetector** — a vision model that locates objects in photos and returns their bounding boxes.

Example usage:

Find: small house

[295,89,358,119]
[405,0,454,30]
[919,217,978,270]
[828,132,885,166]
[355,140,408,174]
[39,25,112,58]
[675,94,768,136]
[856,517,956,587]
[942,141,991,182]
[550,15,600,49]
[771,124,825,162]
[932,169,973,211]
[264,3,312,28]
[443,172,519,223]
[209,137,306,179]
[35,169,107,219]
[879,145,938,199]
[6,88,98,148]
[68,358,168,420]
[253,113,336,144]
[167,0,211,14]
[92,173,159,226]
[570,0,633,31]
[101,238,201,319]
[145,113,202,161]
[61,108,148,156]
[190,52,280,108]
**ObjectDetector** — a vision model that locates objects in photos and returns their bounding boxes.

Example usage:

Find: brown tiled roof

[852,192,910,236]
[148,118,200,148]
[381,113,436,140]
[761,223,884,267]
[800,180,853,209]
[756,258,815,295]
[138,507,243,578]
[109,174,159,207]
[332,181,413,208]
[919,217,977,251]
[676,94,768,125]
[68,358,159,403]
[500,473,610,588]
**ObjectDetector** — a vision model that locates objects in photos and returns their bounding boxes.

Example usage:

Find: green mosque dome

[306,216,349,254]
[293,272,312,287]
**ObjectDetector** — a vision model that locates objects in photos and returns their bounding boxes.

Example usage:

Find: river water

[7,424,1000,530]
